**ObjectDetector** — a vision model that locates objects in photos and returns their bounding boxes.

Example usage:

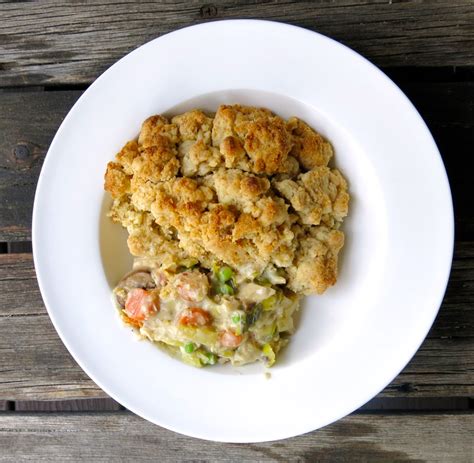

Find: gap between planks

[2,397,471,413]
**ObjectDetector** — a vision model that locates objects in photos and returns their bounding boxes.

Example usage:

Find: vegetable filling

[113,260,299,367]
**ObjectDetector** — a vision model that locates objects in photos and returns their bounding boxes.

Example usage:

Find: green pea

[218,266,233,283]
[184,342,196,353]
[204,352,217,365]
[231,313,241,324]
[220,283,234,296]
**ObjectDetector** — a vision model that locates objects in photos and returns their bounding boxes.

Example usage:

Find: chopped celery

[277,315,293,333]
[246,303,262,327]
[262,295,277,311]
[179,326,218,346]
[255,276,271,286]
[261,323,277,343]
[262,343,276,367]
[180,352,204,368]
[212,262,220,275]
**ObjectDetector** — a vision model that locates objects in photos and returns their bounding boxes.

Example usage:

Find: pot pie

[104,104,349,367]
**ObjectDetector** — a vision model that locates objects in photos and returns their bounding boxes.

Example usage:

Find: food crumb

[264,371,272,380]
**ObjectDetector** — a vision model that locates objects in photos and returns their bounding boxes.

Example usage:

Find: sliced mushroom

[114,268,156,308]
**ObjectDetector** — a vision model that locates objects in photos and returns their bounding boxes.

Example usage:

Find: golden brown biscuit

[212,105,299,175]
[115,140,140,175]
[287,225,345,295]
[274,167,349,227]
[179,140,223,177]
[104,162,131,198]
[287,117,333,169]
[138,115,179,147]
[172,110,213,144]
[131,137,180,183]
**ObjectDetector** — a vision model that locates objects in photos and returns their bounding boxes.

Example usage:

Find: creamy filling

[113,259,300,367]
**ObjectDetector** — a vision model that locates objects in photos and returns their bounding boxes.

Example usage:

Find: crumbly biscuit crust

[105,105,349,295]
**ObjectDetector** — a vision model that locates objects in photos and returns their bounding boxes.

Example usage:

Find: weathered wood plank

[0,82,472,241]
[0,90,81,241]
[1,1,474,87]
[0,412,472,462]
[0,244,472,400]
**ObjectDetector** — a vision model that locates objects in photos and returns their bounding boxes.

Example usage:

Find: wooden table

[1,2,473,461]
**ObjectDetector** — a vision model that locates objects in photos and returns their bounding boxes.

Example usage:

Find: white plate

[33,20,453,442]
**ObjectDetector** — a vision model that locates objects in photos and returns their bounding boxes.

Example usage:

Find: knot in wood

[200,4,217,18]
[14,143,30,160]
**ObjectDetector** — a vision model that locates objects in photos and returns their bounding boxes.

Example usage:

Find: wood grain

[0,245,472,400]
[0,412,473,462]
[1,1,474,87]
[0,83,473,241]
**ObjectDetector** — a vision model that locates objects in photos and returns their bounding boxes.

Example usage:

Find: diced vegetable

[231,310,245,335]
[219,283,234,296]
[260,323,277,343]
[262,295,277,311]
[202,352,218,365]
[180,351,204,368]
[184,342,196,353]
[255,276,271,286]
[120,310,143,329]
[218,266,233,283]
[277,314,293,333]
[246,303,262,328]
[179,326,219,346]
[178,307,212,327]
[231,313,242,324]
[124,288,159,322]
[212,262,220,274]
[262,343,276,367]
[219,330,243,348]
[175,271,209,302]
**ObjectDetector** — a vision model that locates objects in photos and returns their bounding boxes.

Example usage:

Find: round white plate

[33,20,453,442]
